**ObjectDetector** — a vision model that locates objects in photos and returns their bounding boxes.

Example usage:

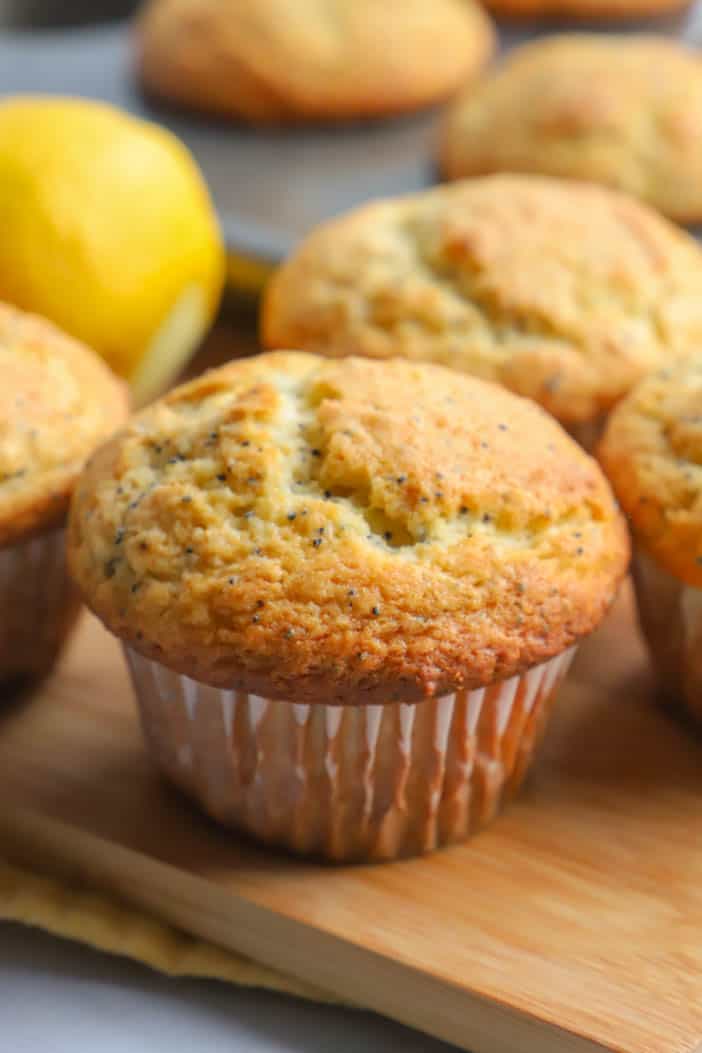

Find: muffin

[262,175,702,450]
[440,37,702,224]
[69,352,628,861]
[599,356,702,724]
[0,303,128,688]
[135,0,494,123]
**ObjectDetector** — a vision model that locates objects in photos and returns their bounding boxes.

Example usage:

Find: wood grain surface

[1,583,701,1053]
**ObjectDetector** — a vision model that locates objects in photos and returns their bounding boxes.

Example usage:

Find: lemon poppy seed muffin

[0,302,128,687]
[441,37,702,224]
[135,0,494,124]
[69,352,628,860]
[262,176,702,449]
[599,356,702,723]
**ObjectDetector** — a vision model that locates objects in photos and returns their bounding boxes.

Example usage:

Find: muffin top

[0,303,129,547]
[599,355,702,588]
[136,0,494,123]
[69,352,628,704]
[262,176,702,427]
[440,37,702,223]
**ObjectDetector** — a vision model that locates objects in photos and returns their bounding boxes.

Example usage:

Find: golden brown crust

[262,176,702,427]
[135,0,494,123]
[68,351,629,704]
[483,0,688,15]
[440,37,702,223]
[598,355,702,588]
[0,304,129,547]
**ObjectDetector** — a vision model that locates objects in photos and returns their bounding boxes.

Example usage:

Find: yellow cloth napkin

[0,858,335,1003]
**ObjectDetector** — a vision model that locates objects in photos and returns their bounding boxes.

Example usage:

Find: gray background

[0,922,452,1053]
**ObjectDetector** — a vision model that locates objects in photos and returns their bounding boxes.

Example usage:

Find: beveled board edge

[0,804,611,1053]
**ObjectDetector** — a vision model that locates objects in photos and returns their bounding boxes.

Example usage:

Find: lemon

[0,96,225,404]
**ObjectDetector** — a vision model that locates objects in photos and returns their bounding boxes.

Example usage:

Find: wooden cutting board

[1,583,701,1053]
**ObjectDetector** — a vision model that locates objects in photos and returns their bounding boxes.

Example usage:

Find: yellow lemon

[0,96,225,404]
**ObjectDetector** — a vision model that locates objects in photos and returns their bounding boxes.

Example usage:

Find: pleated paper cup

[125,644,577,862]
[633,548,702,723]
[0,527,80,689]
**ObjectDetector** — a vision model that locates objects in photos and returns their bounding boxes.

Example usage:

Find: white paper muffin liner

[0,528,79,687]
[632,548,702,722]
[125,644,577,861]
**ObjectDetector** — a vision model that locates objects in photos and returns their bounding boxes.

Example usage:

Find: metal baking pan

[0,7,699,279]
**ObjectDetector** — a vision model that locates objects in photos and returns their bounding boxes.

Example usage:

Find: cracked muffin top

[69,351,628,703]
[440,37,702,224]
[262,175,702,427]
[136,0,494,123]
[599,355,702,588]
[0,303,129,547]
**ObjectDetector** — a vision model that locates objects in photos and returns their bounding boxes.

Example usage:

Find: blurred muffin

[135,0,494,123]
[441,37,702,223]
[599,356,702,724]
[0,303,128,688]
[69,352,628,860]
[262,176,702,449]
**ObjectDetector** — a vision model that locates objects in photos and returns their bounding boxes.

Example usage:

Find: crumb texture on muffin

[69,352,628,703]
[599,355,702,587]
[262,177,702,426]
[136,0,494,122]
[0,303,129,546]
[441,37,702,223]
